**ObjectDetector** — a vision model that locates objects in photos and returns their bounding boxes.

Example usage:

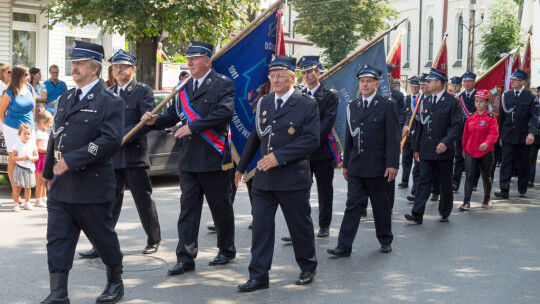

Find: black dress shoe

[79,248,99,258]
[380,244,392,253]
[494,191,509,199]
[406,195,415,202]
[404,213,422,224]
[317,227,329,238]
[361,208,367,217]
[528,182,534,188]
[209,253,235,266]
[281,236,292,242]
[327,247,351,257]
[398,182,408,188]
[296,270,316,285]
[430,194,439,201]
[142,242,159,254]
[167,262,195,275]
[452,184,459,192]
[472,186,477,191]
[237,279,269,292]
[439,216,449,222]
[207,225,216,232]
[519,193,526,198]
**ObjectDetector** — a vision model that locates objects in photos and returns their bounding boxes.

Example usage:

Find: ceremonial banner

[321,39,391,141]
[522,37,531,88]
[213,7,285,179]
[434,38,448,75]
[387,37,402,81]
[475,54,512,119]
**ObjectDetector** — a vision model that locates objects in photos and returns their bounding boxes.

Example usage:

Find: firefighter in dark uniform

[327,64,400,257]
[528,86,540,187]
[41,40,125,304]
[399,76,421,189]
[405,68,461,224]
[283,56,339,240]
[143,41,236,275]
[494,69,540,198]
[452,71,477,191]
[235,55,319,292]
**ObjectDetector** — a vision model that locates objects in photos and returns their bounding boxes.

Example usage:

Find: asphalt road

[0,163,539,304]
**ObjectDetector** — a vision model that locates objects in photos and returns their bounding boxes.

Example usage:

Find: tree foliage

[40,0,257,87]
[292,0,398,66]
[477,0,523,69]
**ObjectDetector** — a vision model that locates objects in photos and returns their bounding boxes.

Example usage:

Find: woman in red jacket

[460,90,499,210]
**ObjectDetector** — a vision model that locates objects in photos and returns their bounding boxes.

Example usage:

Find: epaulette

[216,73,229,81]
[103,89,118,98]
[59,88,75,100]
[302,92,316,100]
[137,82,147,87]
[488,113,494,117]
[329,88,338,94]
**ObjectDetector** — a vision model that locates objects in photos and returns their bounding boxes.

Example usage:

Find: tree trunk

[136,34,161,89]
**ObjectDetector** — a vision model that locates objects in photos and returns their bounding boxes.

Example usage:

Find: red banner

[522,39,531,88]
[512,54,521,73]
[388,40,401,80]
[475,56,511,119]
[275,10,286,56]
[435,42,448,75]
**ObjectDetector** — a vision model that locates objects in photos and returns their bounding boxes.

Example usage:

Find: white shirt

[13,140,37,169]
[35,129,50,151]
[0,80,7,95]
[464,89,475,99]
[193,69,212,91]
[305,83,320,96]
[432,89,445,104]
[360,92,377,108]
[514,87,525,97]
[75,78,100,100]
[274,87,295,110]
[116,78,133,96]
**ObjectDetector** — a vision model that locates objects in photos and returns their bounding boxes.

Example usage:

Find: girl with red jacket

[460,90,499,210]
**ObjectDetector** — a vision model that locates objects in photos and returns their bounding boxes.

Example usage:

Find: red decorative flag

[435,40,448,75]
[522,39,531,88]
[475,54,511,119]
[275,10,286,56]
[512,54,521,73]
[388,40,401,80]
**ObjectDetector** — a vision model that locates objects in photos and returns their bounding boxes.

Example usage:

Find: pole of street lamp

[466,0,477,71]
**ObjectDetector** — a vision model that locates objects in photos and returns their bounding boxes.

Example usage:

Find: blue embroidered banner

[213,9,282,178]
[321,39,391,142]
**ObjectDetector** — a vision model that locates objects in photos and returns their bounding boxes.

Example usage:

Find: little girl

[35,110,52,207]
[11,123,38,211]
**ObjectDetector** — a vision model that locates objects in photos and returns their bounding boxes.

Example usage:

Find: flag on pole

[434,38,448,75]
[387,36,402,82]
[522,37,531,88]
[475,53,512,119]
[212,5,285,179]
[321,39,391,142]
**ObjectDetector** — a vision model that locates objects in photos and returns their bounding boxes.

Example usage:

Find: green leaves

[292,0,397,66]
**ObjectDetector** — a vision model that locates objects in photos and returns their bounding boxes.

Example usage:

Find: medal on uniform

[263,110,267,115]
[425,109,428,113]
[288,126,295,135]
[262,118,267,123]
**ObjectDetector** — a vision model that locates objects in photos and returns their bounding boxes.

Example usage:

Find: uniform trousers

[310,158,334,228]
[47,199,123,273]
[464,151,494,202]
[411,158,420,195]
[412,159,453,218]
[401,142,414,183]
[177,170,236,264]
[249,186,317,282]
[529,144,540,183]
[452,139,465,187]
[339,175,393,249]
[499,143,531,194]
[112,167,161,245]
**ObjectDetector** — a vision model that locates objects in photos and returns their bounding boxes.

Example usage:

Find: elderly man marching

[235,55,319,292]
[41,40,125,304]
[327,64,400,257]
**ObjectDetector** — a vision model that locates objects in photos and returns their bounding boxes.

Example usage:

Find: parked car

[147,91,180,175]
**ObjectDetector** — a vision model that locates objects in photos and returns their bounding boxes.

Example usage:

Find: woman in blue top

[0,65,36,188]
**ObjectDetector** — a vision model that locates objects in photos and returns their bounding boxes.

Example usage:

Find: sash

[460,95,472,118]
[321,121,343,166]
[410,95,420,115]
[177,79,226,156]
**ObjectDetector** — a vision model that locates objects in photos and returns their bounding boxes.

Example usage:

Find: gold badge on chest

[263,110,267,116]
[288,126,295,135]
[262,118,267,123]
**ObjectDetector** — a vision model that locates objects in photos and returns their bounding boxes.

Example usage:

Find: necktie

[120,88,124,96]
[466,93,470,99]
[194,80,199,93]
[432,96,436,104]
[363,99,368,109]
[515,90,519,98]
[308,91,312,96]
[73,88,82,106]
[276,98,283,111]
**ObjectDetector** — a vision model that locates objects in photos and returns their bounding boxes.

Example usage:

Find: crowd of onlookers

[0,63,65,211]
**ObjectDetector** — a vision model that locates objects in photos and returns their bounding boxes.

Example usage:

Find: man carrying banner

[452,71,477,191]
[235,55,319,292]
[328,64,399,257]
[494,69,539,199]
[400,76,421,189]
[450,76,462,96]
[405,68,460,224]
[143,41,237,275]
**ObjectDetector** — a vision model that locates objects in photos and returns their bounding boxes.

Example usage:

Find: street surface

[1,163,539,303]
